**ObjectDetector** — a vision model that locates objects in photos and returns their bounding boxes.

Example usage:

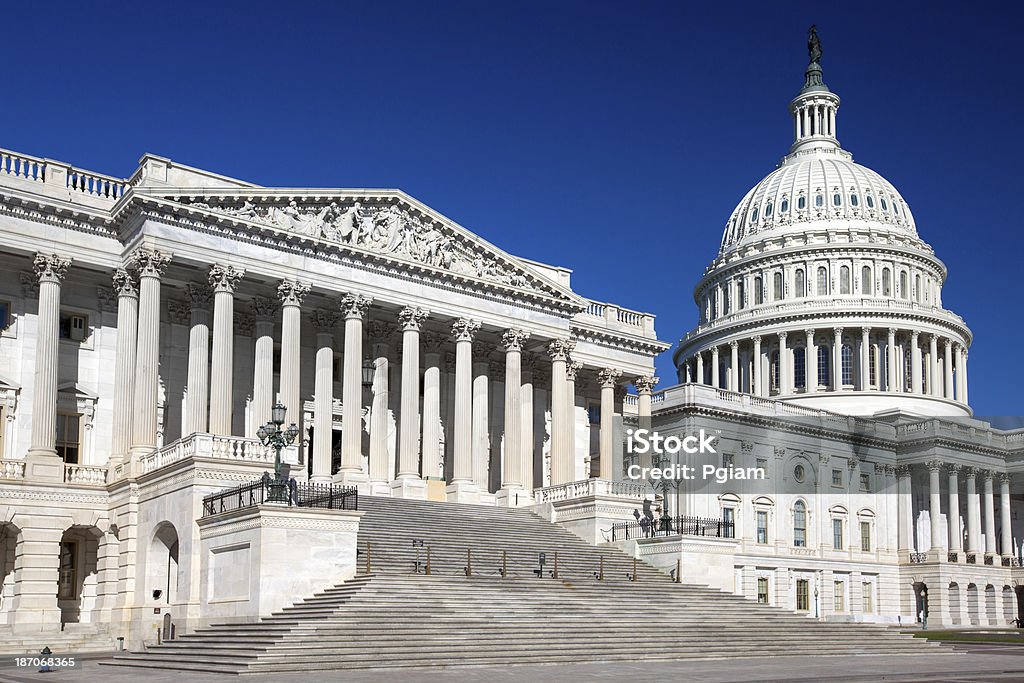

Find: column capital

[311,309,340,332]
[887,327,897,337]
[804,328,815,338]
[473,341,496,364]
[728,340,739,349]
[111,268,139,298]
[711,345,720,357]
[167,300,191,325]
[895,464,912,478]
[999,473,1011,485]
[980,468,994,482]
[597,368,622,389]
[546,338,576,362]
[501,328,530,352]
[397,305,427,330]
[946,462,962,476]
[752,334,762,344]
[925,459,943,472]
[277,279,310,307]
[32,252,71,284]
[369,320,398,343]
[833,326,843,338]
[129,248,171,278]
[451,318,481,343]
[778,331,788,342]
[565,361,583,382]
[884,464,896,476]
[861,326,871,336]
[962,465,977,479]
[634,375,659,395]
[874,462,887,475]
[251,296,279,322]
[208,264,245,293]
[423,331,446,355]
[944,338,952,349]
[911,330,920,340]
[185,283,213,309]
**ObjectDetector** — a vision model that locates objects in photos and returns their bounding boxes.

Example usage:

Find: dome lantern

[788,26,841,156]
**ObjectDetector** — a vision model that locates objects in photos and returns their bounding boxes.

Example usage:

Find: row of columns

[923,462,1013,559]
[684,327,968,403]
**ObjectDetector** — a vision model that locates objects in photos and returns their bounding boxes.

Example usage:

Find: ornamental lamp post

[649,451,679,532]
[257,401,299,502]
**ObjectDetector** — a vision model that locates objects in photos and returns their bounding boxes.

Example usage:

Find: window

[794,465,806,483]
[796,579,810,611]
[737,280,745,310]
[58,541,77,600]
[816,266,828,295]
[817,345,830,387]
[756,457,767,471]
[765,202,773,217]
[861,266,873,294]
[840,266,851,294]
[866,194,875,209]
[860,521,871,551]
[722,507,735,538]
[59,312,88,342]
[56,413,81,464]
[587,405,601,424]
[841,344,853,385]
[915,274,921,302]
[754,277,763,305]
[832,192,842,206]
[850,193,859,206]
[793,347,806,389]
[899,271,908,299]
[757,577,769,604]
[832,518,844,549]
[882,268,892,296]
[773,272,783,300]
[793,501,807,547]
[770,351,780,391]
[722,287,730,315]
[904,348,913,392]
[798,195,806,210]
[832,469,843,487]
[862,582,874,612]
[757,510,768,544]
[881,197,889,211]
[0,300,10,330]
[860,473,870,492]
[723,453,734,468]
[869,343,877,385]
[751,207,758,222]
[780,199,789,213]
[834,580,846,612]
[794,269,805,297]
[815,193,823,208]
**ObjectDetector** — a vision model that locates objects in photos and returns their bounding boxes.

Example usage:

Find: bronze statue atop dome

[808,25,822,65]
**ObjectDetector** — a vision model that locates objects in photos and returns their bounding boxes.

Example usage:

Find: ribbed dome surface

[719,152,918,256]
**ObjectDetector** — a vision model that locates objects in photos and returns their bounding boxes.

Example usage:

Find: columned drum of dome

[674,31,971,417]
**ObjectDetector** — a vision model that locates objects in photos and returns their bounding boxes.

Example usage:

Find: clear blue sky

[3,2,1021,418]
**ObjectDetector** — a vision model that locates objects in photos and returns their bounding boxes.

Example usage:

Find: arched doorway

[58,525,102,625]
[967,583,980,625]
[0,522,19,625]
[149,523,179,605]
[913,582,928,624]
[948,583,962,625]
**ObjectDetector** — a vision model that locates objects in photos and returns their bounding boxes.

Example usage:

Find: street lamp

[257,401,299,502]
[649,451,680,533]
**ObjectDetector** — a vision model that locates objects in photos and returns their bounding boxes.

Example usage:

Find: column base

[367,480,394,497]
[495,487,533,507]
[332,470,371,495]
[391,477,428,500]
[446,480,481,504]
[25,450,64,482]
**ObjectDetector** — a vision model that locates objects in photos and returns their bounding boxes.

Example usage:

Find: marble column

[311,310,339,484]
[983,470,997,555]
[948,464,962,554]
[547,339,574,486]
[927,460,944,552]
[710,346,720,389]
[896,465,913,552]
[751,336,762,396]
[886,328,897,392]
[338,293,372,485]
[597,368,622,481]
[250,297,278,432]
[1000,474,1013,558]
[421,332,445,481]
[521,355,537,491]
[804,329,816,392]
[208,264,244,435]
[498,329,530,504]
[961,351,970,405]
[928,334,939,397]
[368,321,396,492]
[182,284,212,435]
[695,351,705,386]
[955,344,965,403]
[26,254,71,477]
[276,280,309,429]
[943,339,954,400]
[832,327,843,391]
[110,268,139,468]
[778,332,789,394]
[910,331,922,394]
[565,360,582,479]
[129,249,170,463]
[965,468,980,554]
[472,342,494,490]
[729,341,739,392]
[447,319,480,501]
[860,327,871,390]
[393,305,426,496]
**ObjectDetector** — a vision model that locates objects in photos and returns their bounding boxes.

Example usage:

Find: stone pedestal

[390,478,428,500]
[446,481,481,504]
[495,487,532,508]
[24,452,64,483]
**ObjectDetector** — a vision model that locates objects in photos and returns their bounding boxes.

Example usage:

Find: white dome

[719,152,919,256]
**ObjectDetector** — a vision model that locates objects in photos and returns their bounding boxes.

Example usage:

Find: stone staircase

[105,496,942,673]
[0,623,115,656]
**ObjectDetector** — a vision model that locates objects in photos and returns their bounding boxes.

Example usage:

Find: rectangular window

[833,518,844,550]
[796,579,809,611]
[58,541,77,600]
[722,507,735,538]
[860,521,871,552]
[832,469,842,487]
[757,510,768,544]
[0,300,10,330]
[862,582,874,613]
[55,413,81,464]
[587,405,600,425]
[834,580,845,612]
[860,473,870,492]
[723,453,734,468]
[757,577,769,604]
[756,457,767,471]
[58,312,88,341]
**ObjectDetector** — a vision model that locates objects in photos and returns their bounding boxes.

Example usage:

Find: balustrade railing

[533,478,648,504]
[201,475,358,517]
[0,460,26,480]
[140,433,275,474]
[64,463,107,485]
[610,515,735,542]
[0,147,127,201]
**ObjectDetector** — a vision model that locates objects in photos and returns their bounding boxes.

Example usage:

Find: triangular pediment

[142,189,585,309]
[57,381,99,400]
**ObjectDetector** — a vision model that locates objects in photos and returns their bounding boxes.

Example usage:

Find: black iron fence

[610,515,735,541]
[202,475,358,517]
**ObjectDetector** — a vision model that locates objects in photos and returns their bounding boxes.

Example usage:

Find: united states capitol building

[0,32,1021,661]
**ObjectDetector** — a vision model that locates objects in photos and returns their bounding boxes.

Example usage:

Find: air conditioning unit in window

[70,315,86,341]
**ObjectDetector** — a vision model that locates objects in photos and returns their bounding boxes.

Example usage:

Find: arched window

[899,271,908,299]
[850,193,859,206]
[794,347,806,389]
[815,193,824,208]
[710,290,718,320]
[798,195,806,210]
[751,207,759,222]
[817,345,830,387]
[770,351,780,392]
[915,274,921,302]
[794,501,807,547]
[866,194,875,208]
[904,347,913,391]
[869,343,877,385]
[881,197,889,211]
[795,269,805,297]
[840,265,851,294]
[862,266,873,294]
[773,272,784,300]
[882,268,892,296]
[841,344,854,385]
[737,280,745,309]
[780,198,789,213]
[754,276,763,305]
[833,192,842,206]
[816,266,828,295]
[722,287,730,315]
[765,202,773,217]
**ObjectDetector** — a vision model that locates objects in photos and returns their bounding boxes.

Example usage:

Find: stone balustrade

[576,299,657,338]
[0,459,27,480]
[0,146,127,202]
[140,433,274,475]
[533,478,647,503]
[64,463,108,485]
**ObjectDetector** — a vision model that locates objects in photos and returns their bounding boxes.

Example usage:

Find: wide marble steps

[105,496,942,673]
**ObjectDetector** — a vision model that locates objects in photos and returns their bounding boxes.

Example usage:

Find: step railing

[610,515,735,541]
[201,474,357,517]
